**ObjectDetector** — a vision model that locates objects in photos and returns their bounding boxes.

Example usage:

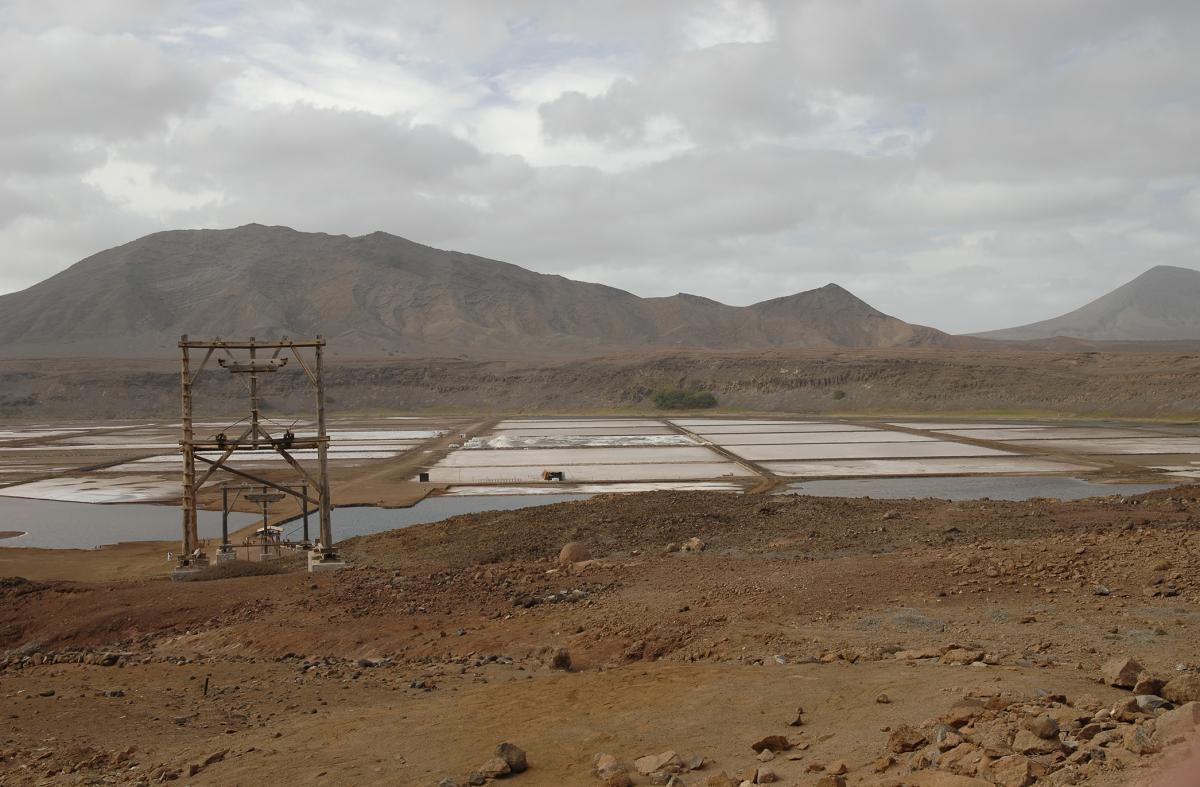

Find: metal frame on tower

[177,335,336,569]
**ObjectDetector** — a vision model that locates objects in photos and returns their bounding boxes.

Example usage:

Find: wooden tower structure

[177,335,337,570]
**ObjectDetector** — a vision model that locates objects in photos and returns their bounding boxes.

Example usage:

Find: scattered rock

[787,707,804,726]
[682,537,706,552]
[593,753,621,775]
[750,736,791,754]
[1134,694,1172,713]
[1023,715,1059,740]
[495,743,527,774]
[941,648,985,666]
[1162,674,1200,704]
[1112,696,1145,723]
[1122,724,1159,756]
[558,542,591,565]
[1133,673,1166,696]
[983,754,1035,787]
[944,697,987,727]
[539,646,572,671]
[815,776,846,787]
[202,750,227,767]
[1101,656,1143,689]
[1011,729,1060,756]
[888,725,927,753]
[478,757,511,779]
[753,765,776,783]
[635,751,683,775]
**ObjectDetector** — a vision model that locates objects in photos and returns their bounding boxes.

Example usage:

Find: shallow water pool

[0,497,257,549]
[332,494,593,540]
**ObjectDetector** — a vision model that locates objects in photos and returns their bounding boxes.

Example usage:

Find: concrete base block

[307,551,346,573]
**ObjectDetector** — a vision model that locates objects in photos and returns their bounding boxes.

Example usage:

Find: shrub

[651,387,718,410]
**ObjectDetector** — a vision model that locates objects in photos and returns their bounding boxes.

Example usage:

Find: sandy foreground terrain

[5,489,1200,786]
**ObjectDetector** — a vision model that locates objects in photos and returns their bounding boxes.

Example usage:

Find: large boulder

[558,541,590,565]
[1153,702,1200,748]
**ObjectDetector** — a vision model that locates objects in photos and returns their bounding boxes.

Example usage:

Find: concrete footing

[307,551,346,573]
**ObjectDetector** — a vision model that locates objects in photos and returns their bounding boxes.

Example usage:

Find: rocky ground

[4,489,1200,785]
[7,347,1200,419]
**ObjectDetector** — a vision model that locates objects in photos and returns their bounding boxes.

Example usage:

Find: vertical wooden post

[302,483,310,545]
[221,484,229,547]
[315,336,333,556]
[179,335,198,560]
[249,337,259,448]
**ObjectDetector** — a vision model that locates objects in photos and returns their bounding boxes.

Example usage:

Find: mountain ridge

[976,264,1200,342]
[0,224,969,359]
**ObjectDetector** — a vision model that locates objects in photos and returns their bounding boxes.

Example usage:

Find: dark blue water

[784,476,1172,501]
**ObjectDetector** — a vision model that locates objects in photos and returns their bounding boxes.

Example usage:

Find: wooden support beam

[194,456,320,506]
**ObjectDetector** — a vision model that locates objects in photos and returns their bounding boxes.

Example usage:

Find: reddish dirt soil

[4,489,1200,785]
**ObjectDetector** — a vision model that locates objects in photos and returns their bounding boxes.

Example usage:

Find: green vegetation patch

[651,387,718,410]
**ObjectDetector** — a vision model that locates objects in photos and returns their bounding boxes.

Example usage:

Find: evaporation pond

[334,494,592,540]
[0,497,257,549]
[785,476,1172,501]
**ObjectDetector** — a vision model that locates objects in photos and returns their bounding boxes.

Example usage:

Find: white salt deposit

[1008,438,1200,454]
[466,434,696,449]
[491,426,675,437]
[888,422,1039,430]
[0,475,178,503]
[422,462,753,484]
[682,423,878,434]
[727,442,1015,461]
[444,481,745,495]
[939,427,1171,440]
[705,431,935,446]
[438,446,722,467]
[761,457,1086,478]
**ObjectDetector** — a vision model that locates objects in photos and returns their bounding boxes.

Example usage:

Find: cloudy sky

[2,1,1197,332]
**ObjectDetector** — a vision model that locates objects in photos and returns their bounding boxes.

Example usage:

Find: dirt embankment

[4,488,1200,784]
[6,348,1200,419]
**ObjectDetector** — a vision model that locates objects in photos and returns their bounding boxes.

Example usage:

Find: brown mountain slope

[0,224,970,359]
[976,265,1200,341]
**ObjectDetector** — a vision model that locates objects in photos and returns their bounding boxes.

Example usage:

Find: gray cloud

[0,0,1197,333]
